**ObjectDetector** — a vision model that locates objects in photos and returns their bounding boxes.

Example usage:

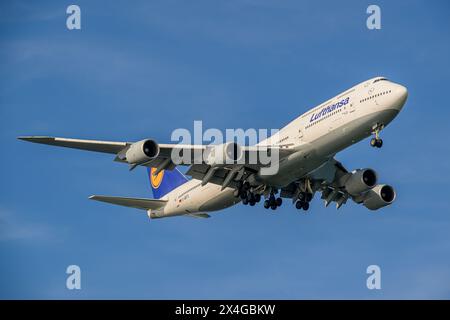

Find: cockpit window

[373,78,388,83]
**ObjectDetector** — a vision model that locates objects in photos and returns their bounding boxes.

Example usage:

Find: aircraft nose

[392,84,408,110]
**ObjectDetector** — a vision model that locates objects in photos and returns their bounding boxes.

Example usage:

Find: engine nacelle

[125,139,160,164]
[204,142,243,166]
[344,168,377,196]
[363,184,396,210]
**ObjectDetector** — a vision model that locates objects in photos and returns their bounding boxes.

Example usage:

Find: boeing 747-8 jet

[19,77,408,219]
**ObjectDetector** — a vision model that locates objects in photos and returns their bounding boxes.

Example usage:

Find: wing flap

[89,195,167,210]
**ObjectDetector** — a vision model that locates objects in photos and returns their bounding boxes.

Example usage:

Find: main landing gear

[295,192,312,211]
[370,124,384,148]
[236,181,315,212]
[263,193,282,210]
[238,181,261,206]
[236,181,280,209]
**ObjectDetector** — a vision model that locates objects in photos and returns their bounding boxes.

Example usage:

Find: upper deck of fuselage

[258,77,407,146]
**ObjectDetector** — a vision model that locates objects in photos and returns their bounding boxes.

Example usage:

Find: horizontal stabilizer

[89,195,167,210]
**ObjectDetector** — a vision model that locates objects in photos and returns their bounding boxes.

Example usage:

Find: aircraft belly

[198,188,239,212]
[260,152,326,187]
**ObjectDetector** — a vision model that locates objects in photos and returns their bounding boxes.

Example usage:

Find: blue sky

[1,0,450,299]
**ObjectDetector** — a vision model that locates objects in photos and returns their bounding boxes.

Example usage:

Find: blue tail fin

[147,167,188,199]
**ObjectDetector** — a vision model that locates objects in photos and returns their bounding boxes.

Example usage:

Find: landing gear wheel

[370,138,377,147]
[376,139,383,148]
[242,198,248,205]
[370,138,383,148]
[254,194,261,203]
[271,204,277,210]
[276,197,282,206]
[249,200,256,206]
[263,200,270,209]
[269,195,275,206]
[295,201,304,210]
[302,202,310,211]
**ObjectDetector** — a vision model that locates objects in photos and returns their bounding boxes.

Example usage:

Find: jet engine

[204,142,243,166]
[125,139,160,164]
[344,168,377,196]
[363,184,396,210]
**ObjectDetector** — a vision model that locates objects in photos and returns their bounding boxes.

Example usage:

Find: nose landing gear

[370,138,383,148]
[370,124,384,148]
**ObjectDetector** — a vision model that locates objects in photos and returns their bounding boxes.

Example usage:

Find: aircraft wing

[17,136,203,161]
[89,195,167,210]
[18,136,130,154]
[18,136,296,187]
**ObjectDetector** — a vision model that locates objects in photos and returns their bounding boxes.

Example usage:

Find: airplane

[18,76,408,219]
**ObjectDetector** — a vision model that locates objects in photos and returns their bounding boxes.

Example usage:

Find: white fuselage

[151,77,408,218]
